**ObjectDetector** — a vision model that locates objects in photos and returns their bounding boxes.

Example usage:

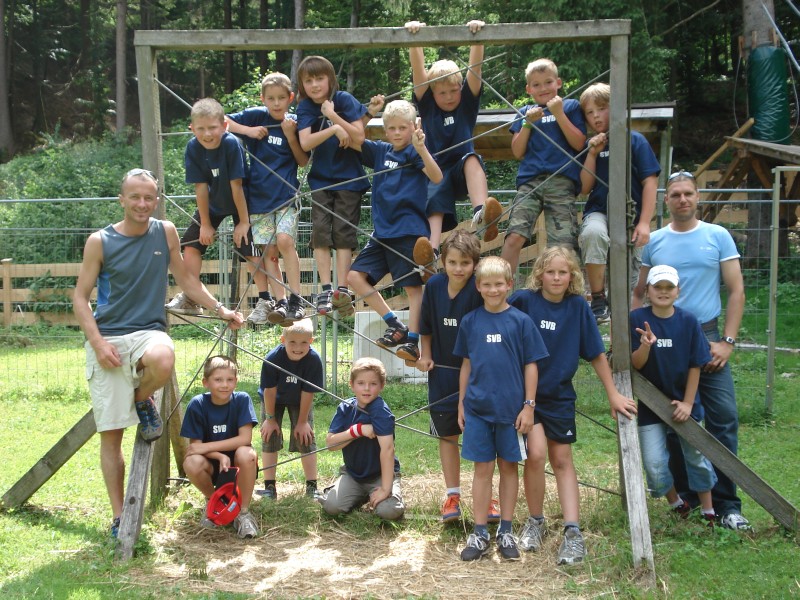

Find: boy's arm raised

[412,124,443,183]
[405,21,429,101]
[548,96,586,151]
[465,20,485,97]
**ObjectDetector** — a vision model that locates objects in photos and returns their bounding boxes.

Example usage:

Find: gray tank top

[94,218,170,335]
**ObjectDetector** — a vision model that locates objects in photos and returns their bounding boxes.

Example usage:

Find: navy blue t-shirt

[509,100,585,190]
[328,396,400,482]
[259,346,324,407]
[419,273,482,412]
[415,80,481,169]
[296,91,369,192]
[180,391,258,443]
[510,290,605,418]
[453,306,548,424]
[227,107,301,214]
[630,306,712,426]
[184,131,249,216]
[583,130,661,224]
[359,139,430,239]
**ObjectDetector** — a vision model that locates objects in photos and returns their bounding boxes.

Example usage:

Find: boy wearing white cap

[630,265,717,525]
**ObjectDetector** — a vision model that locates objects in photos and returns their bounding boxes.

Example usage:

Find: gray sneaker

[720,512,752,531]
[519,516,547,551]
[247,298,275,325]
[557,526,586,565]
[234,510,259,539]
[165,292,203,315]
[267,298,289,324]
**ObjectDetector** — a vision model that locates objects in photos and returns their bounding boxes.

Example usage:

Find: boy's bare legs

[585,262,606,297]
[427,213,444,250]
[347,271,389,316]
[262,451,278,484]
[233,445,258,510]
[523,424,548,516]
[277,233,302,295]
[497,457,520,520]
[472,460,494,526]
[183,454,215,499]
[100,429,126,518]
[335,248,353,288]
[548,439,580,523]
[314,246,333,287]
[300,453,318,483]
[405,285,422,332]
[464,156,489,210]
[500,232,526,274]
[440,436,461,489]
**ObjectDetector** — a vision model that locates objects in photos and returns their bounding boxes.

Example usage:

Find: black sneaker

[316,290,333,315]
[284,295,306,322]
[460,532,490,561]
[305,481,318,498]
[267,299,289,324]
[256,482,277,500]
[496,531,521,560]
[591,295,610,324]
[376,323,409,348]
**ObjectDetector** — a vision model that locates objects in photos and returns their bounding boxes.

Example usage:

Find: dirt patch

[141,474,618,599]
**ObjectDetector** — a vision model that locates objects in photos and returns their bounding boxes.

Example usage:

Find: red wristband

[349,425,357,438]
[357,423,363,437]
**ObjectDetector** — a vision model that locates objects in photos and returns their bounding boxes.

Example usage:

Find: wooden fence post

[2,258,12,327]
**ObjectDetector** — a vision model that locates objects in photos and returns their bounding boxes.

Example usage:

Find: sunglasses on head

[667,170,695,182]
[125,168,158,182]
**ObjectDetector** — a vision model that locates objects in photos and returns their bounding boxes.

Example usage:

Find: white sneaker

[720,512,752,531]
[234,510,259,539]
[557,527,586,565]
[165,292,203,315]
[247,298,274,325]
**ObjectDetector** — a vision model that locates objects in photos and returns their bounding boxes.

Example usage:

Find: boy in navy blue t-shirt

[227,73,310,326]
[167,98,266,315]
[631,265,717,524]
[181,356,259,538]
[453,256,548,561]
[321,358,404,521]
[500,59,586,273]
[346,99,443,364]
[257,318,323,500]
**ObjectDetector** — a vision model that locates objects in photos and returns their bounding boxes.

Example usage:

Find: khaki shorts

[85,330,174,432]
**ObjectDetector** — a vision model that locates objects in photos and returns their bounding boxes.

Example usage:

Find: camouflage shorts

[506,174,578,250]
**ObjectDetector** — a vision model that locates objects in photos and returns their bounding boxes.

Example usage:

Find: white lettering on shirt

[540,320,556,331]
[443,116,455,127]
[212,424,228,434]
[656,339,673,348]
[486,334,502,343]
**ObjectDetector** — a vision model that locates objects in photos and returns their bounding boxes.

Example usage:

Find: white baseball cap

[647,265,679,287]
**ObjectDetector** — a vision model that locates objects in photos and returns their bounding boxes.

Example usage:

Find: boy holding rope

[500,59,586,273]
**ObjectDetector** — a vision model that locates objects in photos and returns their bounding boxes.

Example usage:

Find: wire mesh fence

[1,189,798,419]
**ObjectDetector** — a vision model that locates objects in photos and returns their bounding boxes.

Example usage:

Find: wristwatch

[722,336,736,346]
[523,399,535,408]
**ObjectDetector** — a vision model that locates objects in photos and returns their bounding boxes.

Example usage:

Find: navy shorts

[350,235,423,288]
[534,410,577,444]
[461,413,527,463]
[181,209,255,259]
[430,410,462,438]
[210,451,238,486]
[427,153,485,232]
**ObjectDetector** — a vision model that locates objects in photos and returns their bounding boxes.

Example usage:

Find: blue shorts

[461,413,527,463]
[181,209,255,259]
[350,235,423,288]
[427,153,485,232]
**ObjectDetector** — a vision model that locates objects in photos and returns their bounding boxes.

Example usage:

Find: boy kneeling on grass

[181,355,260,538]
[320,357,405,521]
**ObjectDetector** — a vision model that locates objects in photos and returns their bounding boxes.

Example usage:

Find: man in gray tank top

[73,168,244,538]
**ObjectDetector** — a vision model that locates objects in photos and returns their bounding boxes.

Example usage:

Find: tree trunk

[79,0,90,68]
[115,0,127,133]
[290,0,305,86]
[346,0,359,92]
[224,0,233,93]
[0,0,14,158]
[257,0,269,74]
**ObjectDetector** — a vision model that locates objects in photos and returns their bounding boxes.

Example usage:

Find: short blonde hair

[382,100,416,125]
[525,58,559,82]
[350,357,386,387]
[526,246,584,296]
[475,256,512,283]
[191,98,225,123]
[261,72,293,96]
[427,59,463,88]
[203,355,239,379]
[580,82,610,110]
[282,318,314,337]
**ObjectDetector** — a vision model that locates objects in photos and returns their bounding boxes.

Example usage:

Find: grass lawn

[0,335,798,598]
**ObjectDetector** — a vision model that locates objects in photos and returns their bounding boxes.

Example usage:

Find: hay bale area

[141,473,623,598]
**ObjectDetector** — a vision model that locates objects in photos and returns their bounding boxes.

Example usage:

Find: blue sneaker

[110,516,121,539]
[135,396,163,442]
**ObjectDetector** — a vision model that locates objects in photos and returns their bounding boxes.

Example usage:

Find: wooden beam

[117,433,155,561]
[1,410,97,509]
[632,372,799,532]
[167,370,188,477]
[693,118,754,179]
[149,384,171,506]
[134,21,632,51]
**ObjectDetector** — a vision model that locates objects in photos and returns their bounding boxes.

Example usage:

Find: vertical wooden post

[2,258,12,326]
[609,34,656,581]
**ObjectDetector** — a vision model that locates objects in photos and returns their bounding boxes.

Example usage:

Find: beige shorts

[85,330,174,432]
